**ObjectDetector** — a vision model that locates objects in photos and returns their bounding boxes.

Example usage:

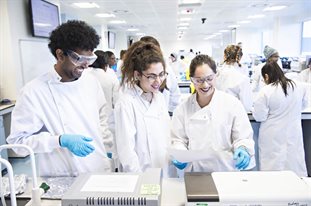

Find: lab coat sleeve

[251,65,261,92]
[114,100,141,172]
[166,66,181,112]
[98,87,115,155]
[300,82,309,110]
[238,78,253,112]
[6,90,60,156]
[252,88,269,122]
[231,100,255,156]
[171,105,189,150]
[111,77,120,109]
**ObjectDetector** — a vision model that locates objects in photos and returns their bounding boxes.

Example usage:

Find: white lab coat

[215,64,253,112]
[162,65,181,113]
[171,90,255,172]
[7,69,113,176]
[299,68,311,83]
[114,85,172,176]
[86,68,119,132]
[252,81,308,177]
[251,62,265,93]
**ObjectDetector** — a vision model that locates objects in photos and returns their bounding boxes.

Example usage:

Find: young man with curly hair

[7,20,114,176]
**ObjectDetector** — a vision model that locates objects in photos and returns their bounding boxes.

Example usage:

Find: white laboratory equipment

[185,171,311,206]
[0,144,48,206]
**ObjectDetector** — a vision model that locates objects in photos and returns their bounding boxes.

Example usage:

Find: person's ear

[264,74,269,83]
[55,49,66,62]
[134,70,141,81]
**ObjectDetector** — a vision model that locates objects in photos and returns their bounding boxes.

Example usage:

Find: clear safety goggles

[65,50,97,66]
[142,71,168,83]
[190,74,215,85]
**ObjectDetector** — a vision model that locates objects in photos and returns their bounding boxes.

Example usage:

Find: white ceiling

[59,0,311,43]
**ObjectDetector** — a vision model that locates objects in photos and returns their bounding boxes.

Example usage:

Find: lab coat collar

[189,89,220,120]
[50,68,63,82]
[49,68,86,84]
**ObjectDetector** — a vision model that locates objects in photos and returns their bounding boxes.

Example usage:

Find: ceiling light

[263,5,287,11]
[127,28,139,31]
[213,33,222,36]
[136,32,146,36]
[177,26,189,30]
[228,24,240,28]
[204,35,216,40]
[238,20,251,24]
[95,13,115,18]
[109,20,126,24]
[219,29,230,33]
[72,2,99,8]
[179,17,192,21]
[178,1,202,8]
[179,22,189,26]
[179,0,201,4]
[248,14,265,19]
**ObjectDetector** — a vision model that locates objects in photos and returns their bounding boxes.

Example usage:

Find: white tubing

[0,158,17,206]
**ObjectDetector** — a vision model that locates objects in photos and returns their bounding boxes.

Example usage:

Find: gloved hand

[107,152,112,159]
[172,159,188,170]
[60,134,95,157]
[233,147,250,170]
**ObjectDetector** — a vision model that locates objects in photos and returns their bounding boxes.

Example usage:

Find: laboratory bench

[4,175,311,206]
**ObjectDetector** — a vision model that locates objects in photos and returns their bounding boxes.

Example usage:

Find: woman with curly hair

[114,40,173,176]
[215,44,253,112]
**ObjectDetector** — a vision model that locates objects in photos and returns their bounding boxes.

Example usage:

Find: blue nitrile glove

[107,152,112,159]
[60,134,95,157]
[233,147,250,170]
[172,159,188,170]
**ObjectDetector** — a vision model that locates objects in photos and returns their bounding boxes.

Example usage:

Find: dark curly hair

[190,54,217,77]
[121,41,165,87]
[48,20,100,58]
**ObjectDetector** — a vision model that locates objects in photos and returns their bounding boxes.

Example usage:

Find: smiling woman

[114,40,173,176]
[171,54,256,173]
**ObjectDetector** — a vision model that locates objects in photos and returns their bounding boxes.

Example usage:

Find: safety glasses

[190,74,215,85]
[141,71,168,83]
[65,50,97,66]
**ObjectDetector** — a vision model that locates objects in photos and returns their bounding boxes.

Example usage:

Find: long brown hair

[261,62,295,96]
[121,41,165,87]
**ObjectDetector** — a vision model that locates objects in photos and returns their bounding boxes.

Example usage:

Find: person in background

[169,53,187,81]
[116,49,127,80]
[140,36,181,115]
[7,20,113,176]
[88,50,119,156]
[299,58,311,83]
[215,44,253,112]
[171,55,255,172]
[237,42,251,70]
[106,51,117,72]
[252,62,308,177]
[252,45,280,92]
[114,41,172,176]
